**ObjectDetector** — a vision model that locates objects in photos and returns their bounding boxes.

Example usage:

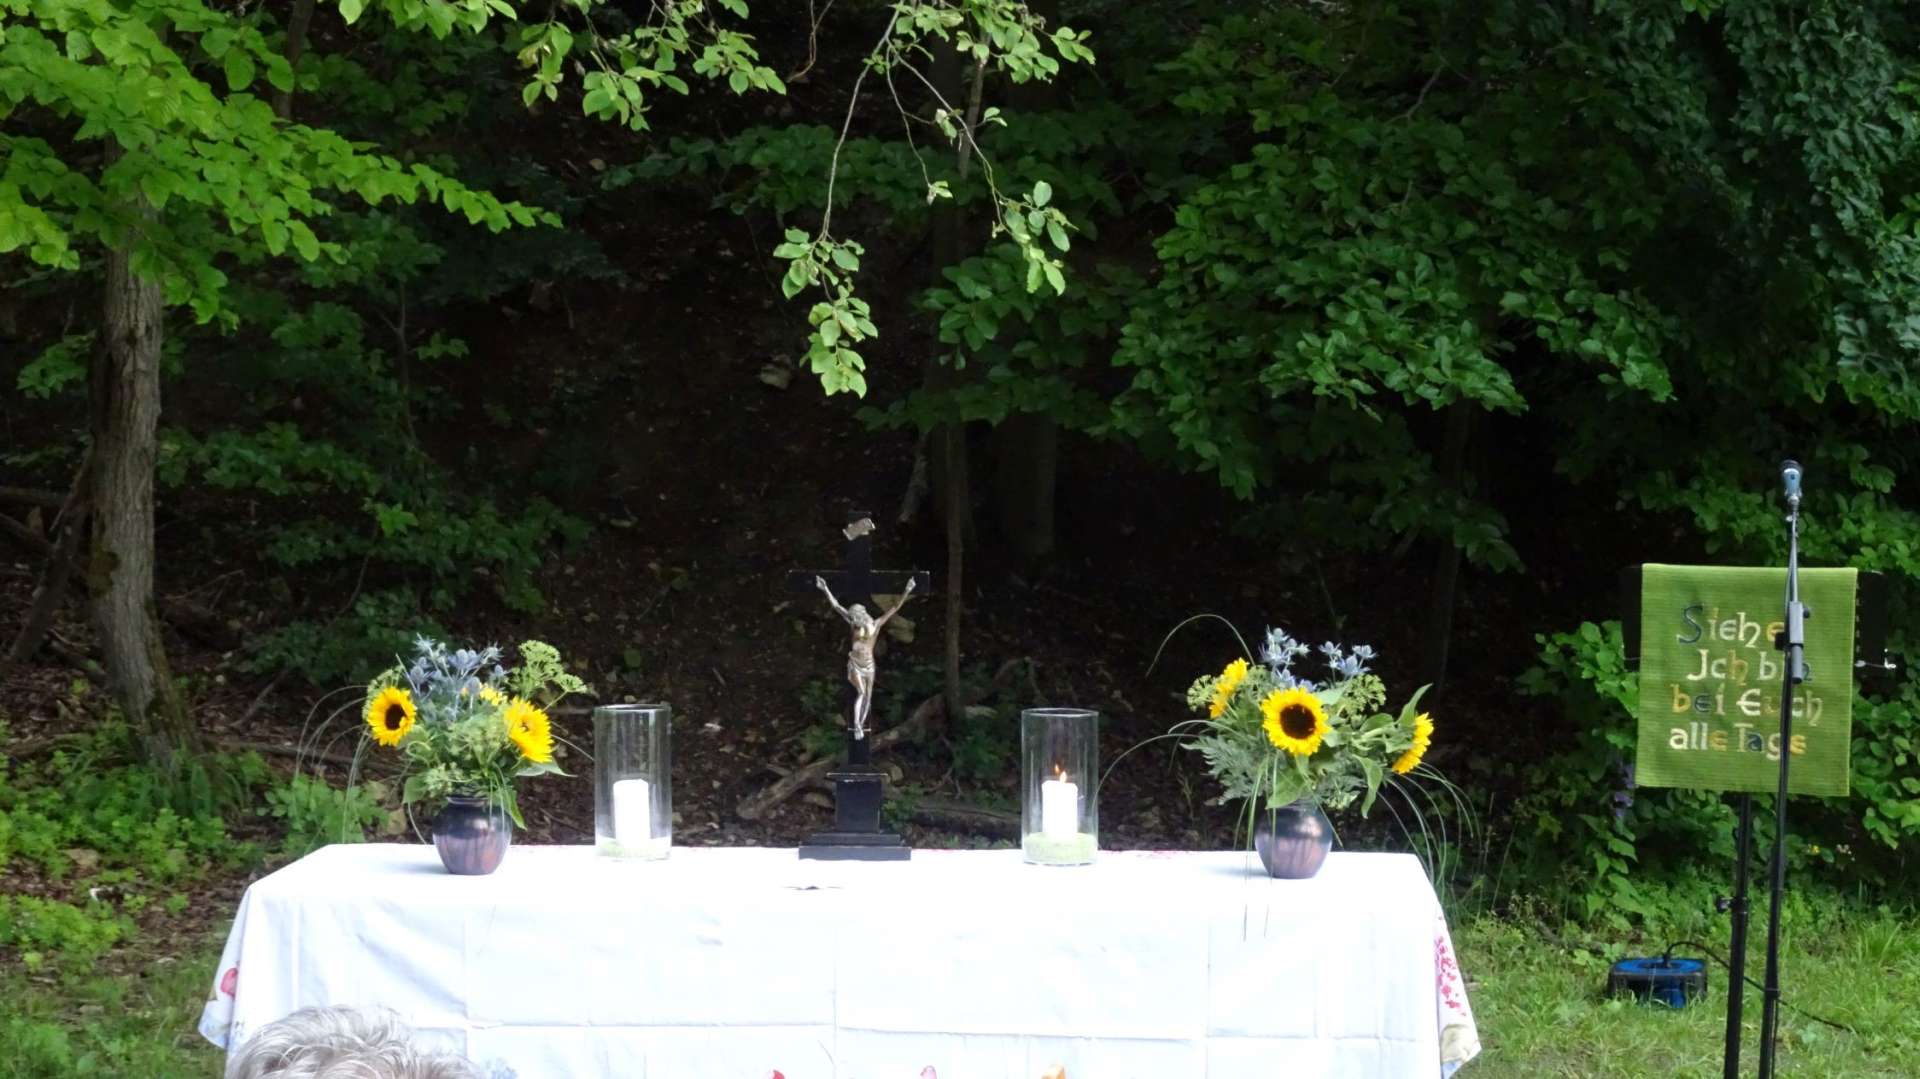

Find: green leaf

[1397,684,1431,724]
[287,220,320,262]
[401,773,429,805]
[1032,180,1052,207]
[139,172,171,210]
[339,0,366,25]
[224,49,256,92]
[1358,757,1384,816]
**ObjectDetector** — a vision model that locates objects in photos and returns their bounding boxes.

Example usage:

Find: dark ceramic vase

[432,794,512,875]
[1253,800,1333,879]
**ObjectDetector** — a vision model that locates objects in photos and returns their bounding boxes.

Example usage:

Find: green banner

[1635,564,1856,796]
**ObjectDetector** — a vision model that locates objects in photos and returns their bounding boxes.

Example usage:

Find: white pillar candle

[1040,773,1079,841]
[612,777,652,843]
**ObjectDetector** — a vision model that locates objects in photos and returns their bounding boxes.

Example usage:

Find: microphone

[1781,460,1802,509]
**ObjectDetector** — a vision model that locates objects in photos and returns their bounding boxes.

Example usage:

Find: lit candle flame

[1053,765,1068,782]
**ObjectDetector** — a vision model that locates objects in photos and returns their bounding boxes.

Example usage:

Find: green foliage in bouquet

[1177,627,1434,815]
[360,638,589,827]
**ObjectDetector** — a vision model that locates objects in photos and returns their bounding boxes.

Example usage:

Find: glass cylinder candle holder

[1021,707,1098,865]
[594,704,672,860]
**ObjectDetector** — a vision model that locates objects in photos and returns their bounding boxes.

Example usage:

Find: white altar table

[198,845,1479,1078]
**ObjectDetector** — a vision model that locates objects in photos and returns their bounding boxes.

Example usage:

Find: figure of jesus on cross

[813,573,917,740]
[786,510,930,765]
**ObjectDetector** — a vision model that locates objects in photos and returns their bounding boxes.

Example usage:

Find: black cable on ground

[1662,939,1857,1034]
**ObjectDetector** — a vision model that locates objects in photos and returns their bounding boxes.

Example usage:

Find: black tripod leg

[1724,792,1753,1079]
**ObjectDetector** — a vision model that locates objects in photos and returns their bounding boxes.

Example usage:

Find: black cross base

[787,508,928,863]
[795,767,910,861]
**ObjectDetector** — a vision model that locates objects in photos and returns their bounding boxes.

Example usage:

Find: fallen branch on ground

[4,482,87,670]
[2,732,89,760]
[908,797,1019,837]
[220,739,363,770]
[0,486,63,508]
[766,767,1019,838]
[735,657,1028,821]
[0,512,51,558]
[44,634,105,683]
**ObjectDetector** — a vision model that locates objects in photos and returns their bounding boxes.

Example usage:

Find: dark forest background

[6,0,1920,934]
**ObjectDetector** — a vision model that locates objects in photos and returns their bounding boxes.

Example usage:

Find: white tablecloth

[199,846,1479,1078]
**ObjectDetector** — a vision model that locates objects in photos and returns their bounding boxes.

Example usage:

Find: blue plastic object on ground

[1608,956,1709,1008]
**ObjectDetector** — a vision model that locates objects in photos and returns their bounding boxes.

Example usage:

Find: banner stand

[1620,566,1890,1078]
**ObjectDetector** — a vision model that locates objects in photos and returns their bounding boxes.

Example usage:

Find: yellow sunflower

[364,686,417,747]
[1392,712,1434,775]
[1209,658,1251,718]
[503,698,554,764]
[1260,687,1329,756]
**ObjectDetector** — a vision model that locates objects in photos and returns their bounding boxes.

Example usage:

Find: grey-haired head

[224,1006,500,1079]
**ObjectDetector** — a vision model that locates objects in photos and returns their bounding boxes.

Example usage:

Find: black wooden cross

[784,509,932,764]
[785,508,930,861]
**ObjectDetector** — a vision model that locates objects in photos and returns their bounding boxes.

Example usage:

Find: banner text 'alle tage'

[1667,605,1820,763]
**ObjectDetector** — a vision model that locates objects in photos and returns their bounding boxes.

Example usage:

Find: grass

[7,725,1919,1076]
[7,898,1913,1078]
[1,942,226,1078]
[0,723,265,1078]
[1457,901,1920,1077]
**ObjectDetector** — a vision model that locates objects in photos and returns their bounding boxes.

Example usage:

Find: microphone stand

[1758,467,1807,1079]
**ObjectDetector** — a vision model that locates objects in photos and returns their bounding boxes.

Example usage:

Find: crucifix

[786,509,930,861]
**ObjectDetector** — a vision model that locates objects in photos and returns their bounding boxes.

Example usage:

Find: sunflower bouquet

[1182,627,1434,816]
[362,637,589,827]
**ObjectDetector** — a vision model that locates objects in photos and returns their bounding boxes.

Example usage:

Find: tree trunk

[273,0,318,120]
[984,0,1062,571]
[89,217,195,770]
[990,412,1057,568]
[942,421,967,728]
[925,49,990,730]
[1419,402,1475,692]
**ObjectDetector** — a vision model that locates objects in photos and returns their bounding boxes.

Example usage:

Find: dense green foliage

[0,721,264,970]
[637,0,1920,908]
[0,717,260,1075]
[4,0,1919,915]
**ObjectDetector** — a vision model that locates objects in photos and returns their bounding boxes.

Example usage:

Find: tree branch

[0,486,64,508]
[820,9,901,238]
[273,0,318,120]
[0,512,52,558]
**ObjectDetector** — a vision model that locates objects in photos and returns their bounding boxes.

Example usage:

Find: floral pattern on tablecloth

[1436,909,1481,1076]
[197,893,249,1050]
